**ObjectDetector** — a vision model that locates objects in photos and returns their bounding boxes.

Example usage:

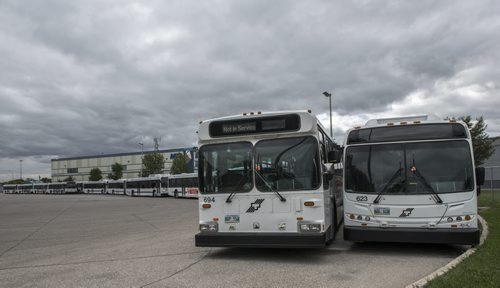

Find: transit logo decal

[399,208,414,217]
[246,199,265,213]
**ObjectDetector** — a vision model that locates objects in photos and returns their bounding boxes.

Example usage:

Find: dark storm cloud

[1,0,499,179]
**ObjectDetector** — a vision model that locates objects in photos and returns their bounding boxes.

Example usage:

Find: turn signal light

[213,217,219,221]
[202,203,211,209]
[304,201,315,207]
[465,215,471,221]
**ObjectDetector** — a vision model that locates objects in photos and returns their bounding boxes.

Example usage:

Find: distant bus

[107,179,126,195]
[167,173,199,198]
[17,183,34,194]
[343,115,483,245]
[3,184,17,194]
[65,182,81,194]
[82,181,106,194]
[195,110,343,248]
[34,183,48,194]
[125,178,161,197]
[48,183,65,194]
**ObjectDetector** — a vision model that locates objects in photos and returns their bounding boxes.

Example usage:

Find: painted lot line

[0,194,464,288]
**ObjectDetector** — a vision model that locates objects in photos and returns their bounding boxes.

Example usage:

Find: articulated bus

[195,111,343,248]
[343,115,484,245]
[125,177,161,197]
[167,173,199,198]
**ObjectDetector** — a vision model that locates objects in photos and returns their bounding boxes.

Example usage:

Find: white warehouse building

[51,147,197,182]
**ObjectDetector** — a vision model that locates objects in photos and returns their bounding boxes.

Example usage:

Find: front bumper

[344,226,480,245]
[195,231,327,248]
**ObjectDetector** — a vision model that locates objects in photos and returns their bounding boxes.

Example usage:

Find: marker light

[413,121,421,124]
[387,122,394,126]
[349,214,355,219]
[296,216,304,221]
[202,203,211,209]
[213,217,219,221]
[304,201,315,207]
[400,121,407,125]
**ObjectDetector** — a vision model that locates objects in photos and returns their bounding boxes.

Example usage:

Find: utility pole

[20,160,23,180]
[323,91,333,137]
[138,142,144,176]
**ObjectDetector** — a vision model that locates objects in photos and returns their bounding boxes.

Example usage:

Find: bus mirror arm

[475,167,485,186]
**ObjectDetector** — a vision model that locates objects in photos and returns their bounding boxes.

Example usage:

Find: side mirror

[476,167,485,186]
[328,150,342,163]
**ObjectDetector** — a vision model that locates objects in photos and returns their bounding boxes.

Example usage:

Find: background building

[51,147,197,182]
[481,137,500,189]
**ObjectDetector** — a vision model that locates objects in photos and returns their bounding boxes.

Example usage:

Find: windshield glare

[255,137,320,192]
[199,142,253,194]
[345,141,474,194]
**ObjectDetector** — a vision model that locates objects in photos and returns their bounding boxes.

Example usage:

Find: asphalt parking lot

[0,194,466,288]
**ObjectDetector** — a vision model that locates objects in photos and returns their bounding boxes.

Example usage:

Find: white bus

[2,184,17,194]
[125,177,161,197]
[48,183,66,194]
[34,183,49,194]
[343,115,484,245]
[195,111,343,248]
[64,182,80,194]
[17,183,34,194]
[107,179,126,195]
[82,181,106,194]
[167,173,199,198]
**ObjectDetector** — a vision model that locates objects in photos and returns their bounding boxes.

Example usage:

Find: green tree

[142,152,164,177]
[109,162,123,180]
[170,153,190,174]
[89,167,103,181]
[460,116,496,166]
[7,179,24,184]
[40,177,52,183]
[63,176,74,182]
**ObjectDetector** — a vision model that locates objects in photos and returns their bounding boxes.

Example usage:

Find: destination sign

[222,122,257,134]
[209,114,300,137]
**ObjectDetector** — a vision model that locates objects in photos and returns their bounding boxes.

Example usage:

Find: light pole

[323,91,333,137]
[138,142,144,176]
[20,160,23,180]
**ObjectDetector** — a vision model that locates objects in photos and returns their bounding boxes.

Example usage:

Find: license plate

[374,207,390,215]
[224,215,240,223]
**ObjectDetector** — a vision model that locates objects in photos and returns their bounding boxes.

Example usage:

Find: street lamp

[323,91,333,137]
[20,159,23,180]
[138,142,144,176]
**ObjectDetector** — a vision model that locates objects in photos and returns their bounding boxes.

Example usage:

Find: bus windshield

[255,136,321,192]
[345,141,474,194]
[199,142,253,194]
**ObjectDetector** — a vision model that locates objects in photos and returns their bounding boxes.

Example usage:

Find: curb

[405,215,489,288]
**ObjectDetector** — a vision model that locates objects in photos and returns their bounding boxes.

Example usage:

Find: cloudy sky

[1,0,499,180]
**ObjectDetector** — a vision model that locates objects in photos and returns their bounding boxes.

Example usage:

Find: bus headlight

[199,222,218,232]
[298,222,321,233]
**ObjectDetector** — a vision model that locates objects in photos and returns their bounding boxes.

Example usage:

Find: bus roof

[364,114,442,127]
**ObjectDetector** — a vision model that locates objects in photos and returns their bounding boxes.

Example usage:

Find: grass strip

[427,190,499,288]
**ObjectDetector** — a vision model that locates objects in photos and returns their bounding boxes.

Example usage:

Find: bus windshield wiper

[373,165,403,204]
[411,167,443,204]
[255,168,286,202]
[226,191,236,203]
